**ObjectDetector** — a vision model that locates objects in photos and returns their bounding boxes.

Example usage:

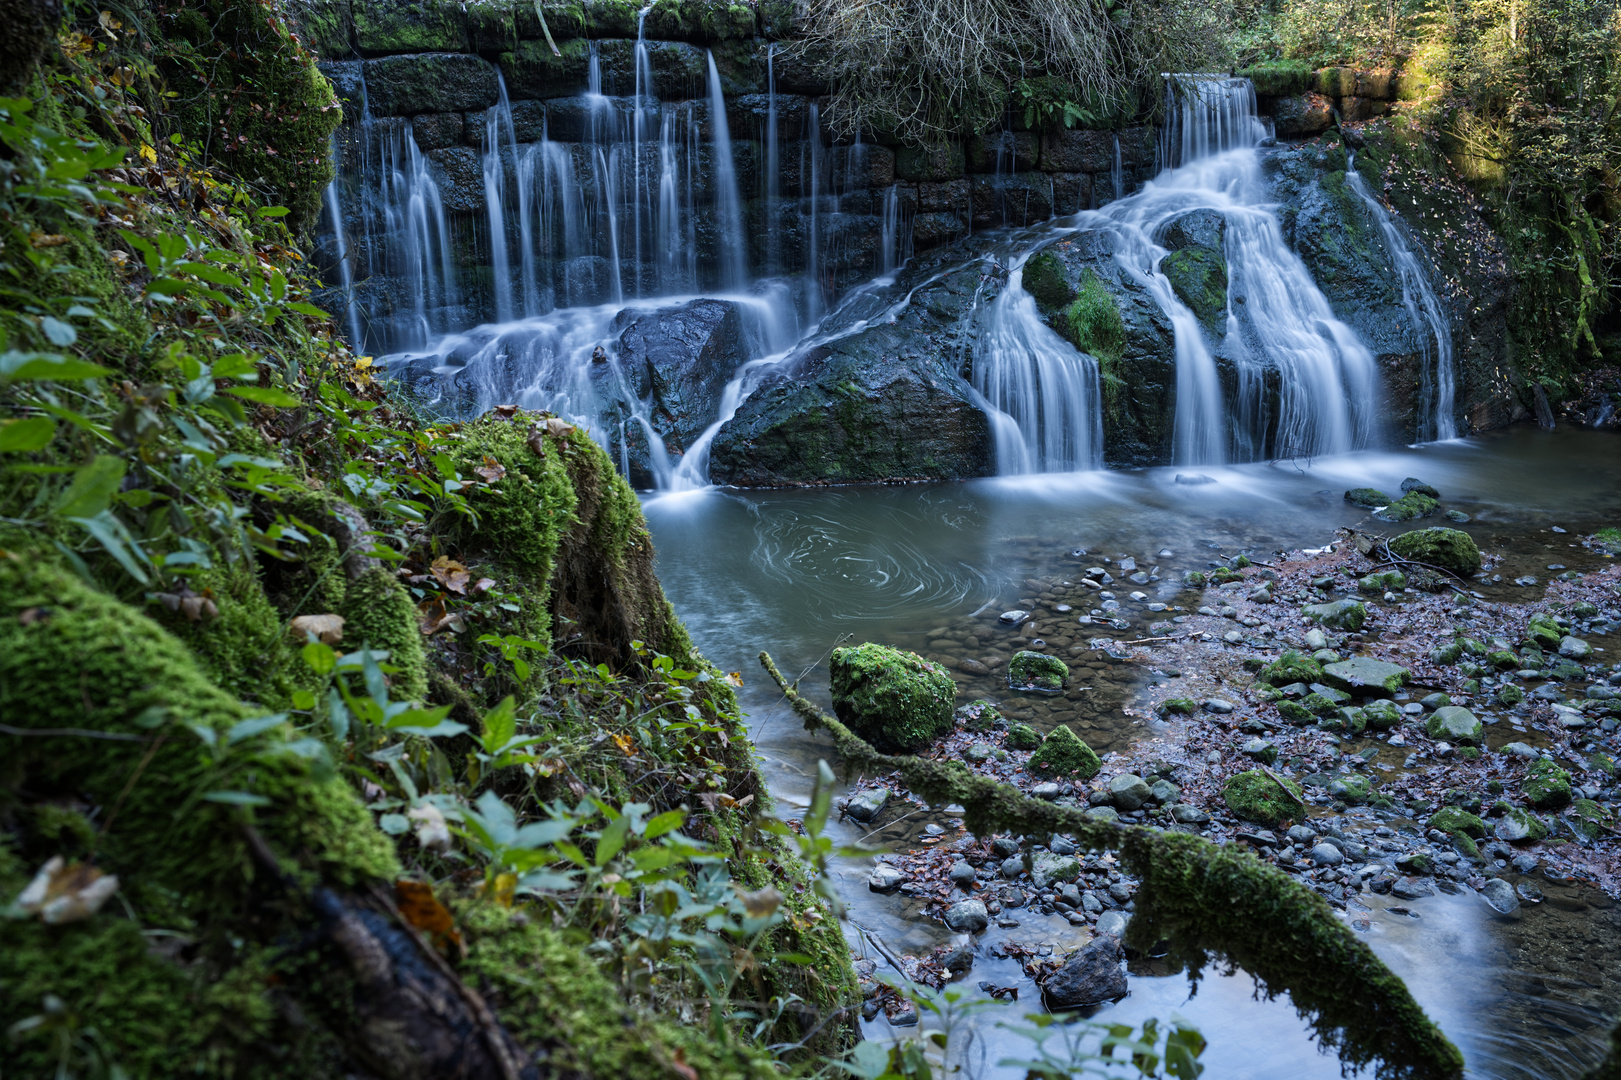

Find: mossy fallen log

[759,651,1466,1080]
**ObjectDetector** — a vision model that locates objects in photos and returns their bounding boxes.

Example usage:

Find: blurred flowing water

[645,426,1621,1078]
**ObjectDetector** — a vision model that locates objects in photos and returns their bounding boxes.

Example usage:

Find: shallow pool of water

[643,425,1621,1077]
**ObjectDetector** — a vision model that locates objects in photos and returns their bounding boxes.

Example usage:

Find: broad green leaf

[55,455,126,518]
[512,818,573,849]
[226,713,288,744]
[39,316,76,346]
[481,696,517,753]
[379,812,410,835]
[287,300,328,318]
[69,511,151,585]
[515,870,577,893]
[202,790,271,807]
[0,417,55,451]
[388,720,469,738]
[643,809,686,839]
[0,351,112,381]
[302,640,337,675]
[595,814,631,867]
[226,386,301,407]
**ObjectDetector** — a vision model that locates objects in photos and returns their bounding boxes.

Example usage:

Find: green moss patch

[1523,759,1573,810]
[1223,769,1305,828]
[1388,527,1482,576]
[1009,649,1069,692]
[1027,725,1101,779]
[829,642,955,752]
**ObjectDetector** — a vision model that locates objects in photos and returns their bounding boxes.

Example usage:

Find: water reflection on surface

[643,426,1621,1078]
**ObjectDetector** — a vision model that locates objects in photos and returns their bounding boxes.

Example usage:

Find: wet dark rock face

[708,256,994,486]
[601,299,748,487]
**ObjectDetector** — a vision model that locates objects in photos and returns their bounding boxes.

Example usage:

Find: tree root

[760,651,1464,1080]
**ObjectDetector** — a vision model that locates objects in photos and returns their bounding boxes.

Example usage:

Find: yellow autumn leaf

[138,143,157,164]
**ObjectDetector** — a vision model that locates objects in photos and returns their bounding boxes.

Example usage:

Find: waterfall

[366,114,460,352]
[1111,135,1124,202]
[764,44,781,276]
[1345,156,1458,441]
[320,151,363,349]
[704,52,748,291]
[1102,76,1378,462]
[974,263,1104,473]
[483,77,517,322]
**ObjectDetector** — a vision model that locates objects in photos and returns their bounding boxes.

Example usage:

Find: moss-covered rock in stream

[1009,650,1069,692]
[1259,649,1324,687]
[1006,722,1043,750]
[1373,491,1439,522]
[1027,725,1101,779]
[829,642,955,752]
[1388,526,1482,576]
[1223,769,1305,828]
[1523,759,1573,811]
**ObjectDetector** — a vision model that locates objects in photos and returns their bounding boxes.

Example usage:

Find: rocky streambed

[822,500,1621,1054]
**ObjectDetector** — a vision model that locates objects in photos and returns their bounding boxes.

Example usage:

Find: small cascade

[764,44,781,276]
[1111,134,1124,202]
[1103,76,1377,463]
[320,150,363,348]
[704,51,748,291]
[483,77,518,322]
[362,112,461,351]
[1158,75,1267,168]
[1345,157,1457,441]
[973,263,1104,472]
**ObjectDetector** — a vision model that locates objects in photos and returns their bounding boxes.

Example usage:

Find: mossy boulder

[1493,804,1550,843]
[1427,807,1487,839]
[1425,706,1482,744]
[1373,492,1439,522]
[1027,725,1102,779]
[1222,770,1305,828]
[1388,527,1482,577]
[1160,697,1199,715]
[1259,650,1324,687]
[1524,613,1563,651]
[1361,699,1402,730]
[1303,598,1367,630]
[1328,774,1372,804]
[1569,799,1611,842]
[829,642,955,753]
[1009,650,1069,693]
[1523,760,1573,810]
[1358,570,1406,594]
[1345,488,1390,507]
[1006,722,1043,750]
[1321,657,1410,698]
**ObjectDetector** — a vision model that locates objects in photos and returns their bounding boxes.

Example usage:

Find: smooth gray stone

[943,899,989,932]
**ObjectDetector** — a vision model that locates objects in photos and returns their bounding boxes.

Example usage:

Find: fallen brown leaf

[430,556,470,594]
[395,879,462,951]
[473,455,506,483]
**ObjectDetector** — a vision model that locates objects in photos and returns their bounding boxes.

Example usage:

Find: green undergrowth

[0,12,854,1078]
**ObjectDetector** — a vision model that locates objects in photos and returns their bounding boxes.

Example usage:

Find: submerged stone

[1010,650,1070,692]
[1042,933,1127,1008]
[845,787,890,822]
[1344,487,1390,507]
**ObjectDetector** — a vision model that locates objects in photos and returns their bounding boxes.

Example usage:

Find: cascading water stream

[972,260,1104,472]
[1100,76,1380,463]
[1345,154,1458,441]
[704,51,748,291]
